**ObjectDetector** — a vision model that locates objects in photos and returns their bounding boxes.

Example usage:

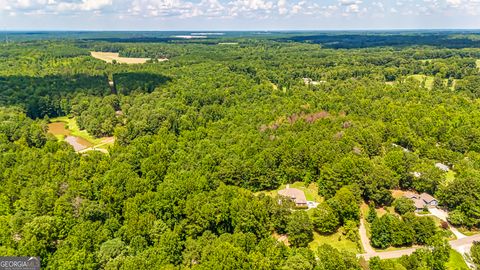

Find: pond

[47,122,93,151]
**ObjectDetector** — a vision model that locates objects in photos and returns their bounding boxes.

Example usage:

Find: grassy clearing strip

[476,59,480,69]
[408,75,456,90]
[409,74,434,89]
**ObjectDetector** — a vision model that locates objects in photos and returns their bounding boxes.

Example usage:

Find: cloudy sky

[0,0,479,30]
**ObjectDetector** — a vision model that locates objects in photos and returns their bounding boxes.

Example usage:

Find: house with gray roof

[404,192,439,212]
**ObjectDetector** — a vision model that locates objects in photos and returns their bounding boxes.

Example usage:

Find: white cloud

[338,0,363,14]
[277,0,287,15]
[0,0,113,14]
[346,3,359,12]
[1,0,480,22]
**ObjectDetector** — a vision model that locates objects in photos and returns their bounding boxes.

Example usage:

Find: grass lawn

[445,170,456,183]
[408,74,455,90]
[458,227,480,236]
[360,202,393,219]
[419,59,435,63]
[376,251,468,270]
[409,75,434,89]
[446,249,469,270]
[50,116,104,145]
[259,181,323,203]
[309,229,360,254]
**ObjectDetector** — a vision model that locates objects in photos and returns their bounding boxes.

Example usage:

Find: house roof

[413,198,426,209]
[435,163,449,172]
[278,187,307,205]
[403,192,419,199]
[420,193,436,203]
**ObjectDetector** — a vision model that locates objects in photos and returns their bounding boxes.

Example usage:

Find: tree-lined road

[358,217,480,263]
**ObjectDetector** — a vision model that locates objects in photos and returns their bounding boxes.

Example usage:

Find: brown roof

[420,193,436,203]
[278,187,307,205]
[403,192,419,199]
[413,198,426,209]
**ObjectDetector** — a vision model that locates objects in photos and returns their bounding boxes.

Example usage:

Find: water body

[47,122,93,151]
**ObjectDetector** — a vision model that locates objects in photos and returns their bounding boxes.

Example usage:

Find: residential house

[404,192,439,212]
[278,185,307,207]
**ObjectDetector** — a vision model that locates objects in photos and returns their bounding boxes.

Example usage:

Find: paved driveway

[359,219,375,254]
[428,208,467,239]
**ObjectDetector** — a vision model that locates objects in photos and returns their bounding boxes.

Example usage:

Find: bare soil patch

[260,111,330,132]
[90,52,168,64]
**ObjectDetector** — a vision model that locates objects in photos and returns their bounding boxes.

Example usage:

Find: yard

[446,249,469,269]
[458,227,480,236]
[376,249,469,270]
[259,181,323,203]
[308,229,360,254]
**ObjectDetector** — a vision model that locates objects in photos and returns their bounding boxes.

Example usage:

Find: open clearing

[90,52,168,64]
[309,229,360,254]
[48,116,115,152]
[408,74,456,90]
[409,74,435,89]
[476,59,480,69]
[258,181,323,202]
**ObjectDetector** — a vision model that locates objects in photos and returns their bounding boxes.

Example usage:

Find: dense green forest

[1,32,480,269]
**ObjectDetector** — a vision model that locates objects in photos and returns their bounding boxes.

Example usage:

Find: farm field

[90,51,168,64]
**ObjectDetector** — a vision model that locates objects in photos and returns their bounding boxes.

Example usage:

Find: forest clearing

[90,51,168,64]
[47,117,114,152]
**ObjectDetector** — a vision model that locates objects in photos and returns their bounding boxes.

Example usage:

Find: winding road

[358,217,480,265]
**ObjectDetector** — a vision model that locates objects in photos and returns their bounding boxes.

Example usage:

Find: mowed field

[90,52,168,64]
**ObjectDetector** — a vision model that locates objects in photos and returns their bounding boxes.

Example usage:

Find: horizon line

[3,28,480,32]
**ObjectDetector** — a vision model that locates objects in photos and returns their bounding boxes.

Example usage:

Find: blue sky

[1,0,479,30]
